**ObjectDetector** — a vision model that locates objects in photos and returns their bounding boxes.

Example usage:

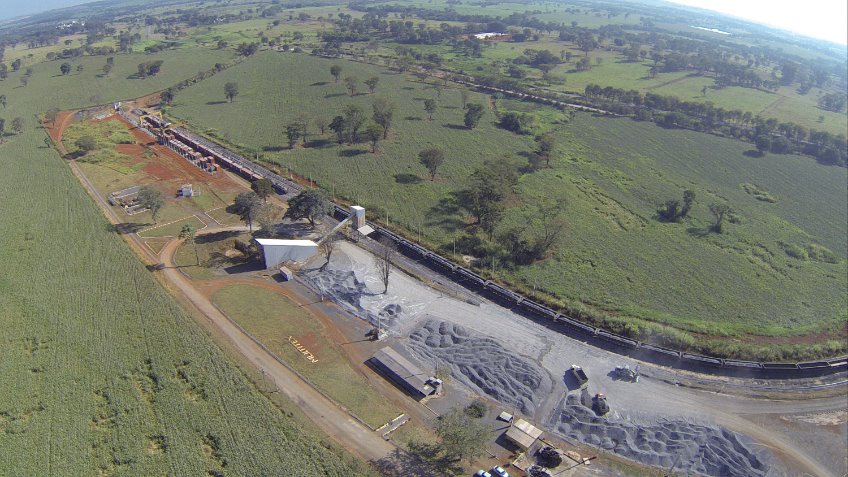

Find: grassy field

[167,52,846,357]
[0,44,372,475]
[212,284,403,427]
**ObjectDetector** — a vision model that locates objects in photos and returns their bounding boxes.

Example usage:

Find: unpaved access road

[158,232,397,464]
[67,148,399,466]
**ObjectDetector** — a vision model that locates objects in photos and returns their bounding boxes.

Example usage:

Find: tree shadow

[394,173,423,184]
[686,226,711,238]
[324,92,346,98]
[206,100,227,105]
[371,444,461,477]
[442,105,460,110]
[404,116,423,121]
[426,193,466,232]
[339,148,368,157]
[263,145,286,152]
[401,86,415,90]
[310,81,329,86]
[195,230,242,244]
[304,138,334,148]
[113,222,153,235]
[442,124,467,130]
[743,149,764,158]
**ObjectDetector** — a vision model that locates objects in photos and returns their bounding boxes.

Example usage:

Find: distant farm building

[254,238,318,269]
[504,418,543,451]
[368,347,441,400]
[472,32,511,41]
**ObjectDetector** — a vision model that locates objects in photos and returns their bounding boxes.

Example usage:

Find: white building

[255,238,318,269]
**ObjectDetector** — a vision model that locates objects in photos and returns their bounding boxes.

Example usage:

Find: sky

[669,0,848,45]
[0,0,93,21]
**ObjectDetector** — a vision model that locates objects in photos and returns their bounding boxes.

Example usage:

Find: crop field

[0,132,370,476]
[0,42,372,475]
[212,284,403,428]
[167,52,846,357]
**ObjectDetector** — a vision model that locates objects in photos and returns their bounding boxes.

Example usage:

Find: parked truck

[569,365,589,388]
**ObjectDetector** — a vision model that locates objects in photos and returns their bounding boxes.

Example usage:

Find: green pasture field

[167,52,846,357]
[212,284,403,427]
[0,43,370,475]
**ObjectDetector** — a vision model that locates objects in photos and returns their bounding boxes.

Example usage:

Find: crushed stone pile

[553,395,768,477]
[304,269,407,329]
[407,320,552,416]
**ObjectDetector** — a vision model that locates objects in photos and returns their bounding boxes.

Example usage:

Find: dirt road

[66,148,398,465]
[158,232,397,464]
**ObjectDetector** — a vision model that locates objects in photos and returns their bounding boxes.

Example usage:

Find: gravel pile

[305,269,408,329]
[553,395,768,476]
[407,320,552,416]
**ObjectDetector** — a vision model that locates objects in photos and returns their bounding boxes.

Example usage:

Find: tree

[329,115,346,143]
[102,62,113,77]
[435,407,489,462]
[236,42,259,57]
[74,135,97,153]
[284,189,331,227]
[342,104,366,143]
[467,158,517,237]
[160,89,174,105]
[45,108,59,127]
[285,123,302,148]
[460,90,470,109]
[224,82,239,102]
[178,224,199,265]
[314,116,328,135]
[755,135,771,155]
[138,186,165,222]
[255,203,278,237]
[234,191,262,231]
[536,132,556,167]
[681,190,695,218]
[0,119,4,142]
[372,98,395,139]
[464,103,484,129]
[344,76,358,96]
[365,122,383,152]
[11,117,23,134]
[709,203,731,233]
[330,64,342,82]
[418,148,445,181]
[423,98,437,120]
[0,95,5,109]
[251,178,274,202]
[364,76,379,94]
[538,446,563,468]
[11,59,20,72]
[60,63,71,75]
[373,237,396,294]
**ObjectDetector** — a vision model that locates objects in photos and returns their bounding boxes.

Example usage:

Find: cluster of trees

[136,60,164,78]
[582,84,848,166]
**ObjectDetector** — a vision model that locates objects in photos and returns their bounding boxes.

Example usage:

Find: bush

[464,399,487,418]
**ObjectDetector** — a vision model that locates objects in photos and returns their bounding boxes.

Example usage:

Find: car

[474,471,492,477]
[490,466,510,477]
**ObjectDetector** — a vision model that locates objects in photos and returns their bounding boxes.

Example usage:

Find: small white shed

[255,238,318,269]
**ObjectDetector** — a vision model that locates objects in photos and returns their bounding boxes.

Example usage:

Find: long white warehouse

[254,238,318,269]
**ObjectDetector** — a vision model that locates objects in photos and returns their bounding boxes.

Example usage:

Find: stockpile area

[553,395,768,476]
[406,320,552,416]
[304,266,413,330]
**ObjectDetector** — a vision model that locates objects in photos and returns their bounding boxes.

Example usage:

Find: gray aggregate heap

[407,320,552,416]
[553,395,768,477]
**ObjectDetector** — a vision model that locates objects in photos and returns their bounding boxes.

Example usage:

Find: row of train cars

[130,108,847,381]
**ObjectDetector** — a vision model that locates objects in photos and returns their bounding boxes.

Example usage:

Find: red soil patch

[45,110,77,152]
[294,331,320,351]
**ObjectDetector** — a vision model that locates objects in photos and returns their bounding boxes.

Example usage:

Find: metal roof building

[369,347,436,400]
[504,418,543,450]
[254,238,318,269]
